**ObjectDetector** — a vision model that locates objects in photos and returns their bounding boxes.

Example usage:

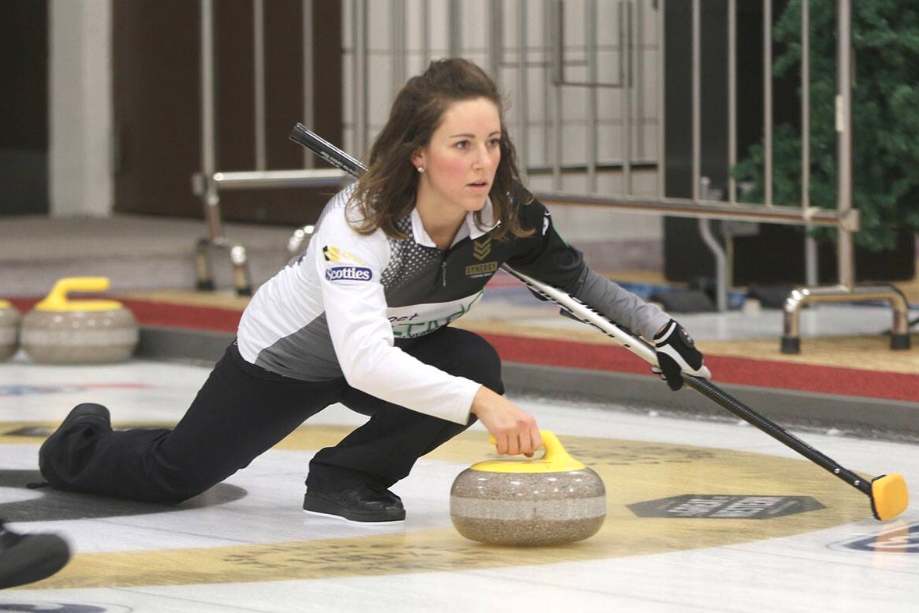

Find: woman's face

[412,97,502,216]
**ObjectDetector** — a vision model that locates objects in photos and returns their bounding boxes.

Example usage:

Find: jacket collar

[410,196,500,248]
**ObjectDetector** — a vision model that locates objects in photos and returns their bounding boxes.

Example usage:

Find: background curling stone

[0,300,21,361]
[21,277,139,365]
[450,430,605,546]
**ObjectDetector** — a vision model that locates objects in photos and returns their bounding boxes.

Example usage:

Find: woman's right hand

[470,386,542,456]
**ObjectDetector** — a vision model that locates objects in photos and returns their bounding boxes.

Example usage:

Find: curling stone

[450,430,605,546]
[0,300,21,362]
[21,277,139,364]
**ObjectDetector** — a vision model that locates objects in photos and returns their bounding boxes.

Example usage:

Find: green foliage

[732,0,919,250]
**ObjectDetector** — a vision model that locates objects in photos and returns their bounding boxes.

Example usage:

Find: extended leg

[39,344,343,503]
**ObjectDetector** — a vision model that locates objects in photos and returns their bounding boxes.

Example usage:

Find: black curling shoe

[303,485,406,523]
[0,522,71,590]
[38,403,111,485]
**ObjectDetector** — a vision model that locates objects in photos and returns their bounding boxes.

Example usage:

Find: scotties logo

[325,266,372,282]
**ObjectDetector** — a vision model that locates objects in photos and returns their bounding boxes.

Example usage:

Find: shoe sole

[302,509,405,525]
[39,404,112,483]
[60,403,111,428]
[42,404,111,450]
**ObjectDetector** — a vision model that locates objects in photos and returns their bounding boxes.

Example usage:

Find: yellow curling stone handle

[35,277,124,312]
[472,430,587,473]
[0,299,11,309]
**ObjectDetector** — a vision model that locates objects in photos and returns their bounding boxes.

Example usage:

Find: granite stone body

[450,466,606,546]
[0,305,21,362]
[21,307,139,364]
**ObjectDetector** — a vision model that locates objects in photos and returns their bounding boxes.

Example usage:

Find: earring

[417,166,424,173]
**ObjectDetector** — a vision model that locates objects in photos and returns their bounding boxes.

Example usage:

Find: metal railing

[193,0,909,352]
[779,0,908,353]
[192,0,352,296]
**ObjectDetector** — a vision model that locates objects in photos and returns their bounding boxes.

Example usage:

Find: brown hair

[348,58,532,240]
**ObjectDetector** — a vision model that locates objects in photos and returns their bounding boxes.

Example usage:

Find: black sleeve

[505,183,586,294]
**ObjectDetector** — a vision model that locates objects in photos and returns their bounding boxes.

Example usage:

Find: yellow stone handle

[0,299,12,309]
[35,277,124,312]
[482,429,586,472]
[489,429,569,460]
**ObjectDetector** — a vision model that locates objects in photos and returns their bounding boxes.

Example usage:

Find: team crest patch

[325,266,372,282]
[473,237,492,261]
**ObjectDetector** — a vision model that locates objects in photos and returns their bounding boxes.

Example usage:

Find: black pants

[39,327,501,504]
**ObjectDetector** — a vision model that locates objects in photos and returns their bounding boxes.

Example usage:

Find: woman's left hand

[652,319,711,390]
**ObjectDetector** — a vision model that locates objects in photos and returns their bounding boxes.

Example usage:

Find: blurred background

[1,0,916,302]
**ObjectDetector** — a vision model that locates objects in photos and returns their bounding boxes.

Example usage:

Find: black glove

[652,319,711,391]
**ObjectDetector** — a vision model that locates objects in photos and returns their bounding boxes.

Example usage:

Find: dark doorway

[112,0,342,225]
[0,0,49,216]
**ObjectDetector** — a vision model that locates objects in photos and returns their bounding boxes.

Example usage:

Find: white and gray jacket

[238,183,669,425]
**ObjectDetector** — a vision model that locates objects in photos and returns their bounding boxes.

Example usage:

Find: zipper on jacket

[436,236,467,287]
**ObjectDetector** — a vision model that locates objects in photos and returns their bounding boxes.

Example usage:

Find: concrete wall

[49,0,113,217]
